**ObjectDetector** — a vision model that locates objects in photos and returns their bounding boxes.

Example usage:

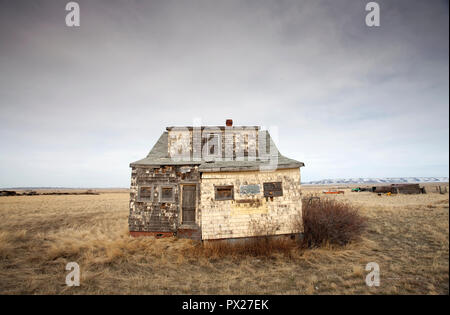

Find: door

[182,185,196,223]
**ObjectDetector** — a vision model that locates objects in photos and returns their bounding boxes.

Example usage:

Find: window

[239,184,260,195]
[243,134,249,157]
[160,186,175,202]
[206,133,221,158]
[215,185,234,201]
[263,182,283,197]
[138,186,152,202]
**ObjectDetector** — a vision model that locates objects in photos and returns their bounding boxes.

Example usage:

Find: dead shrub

[301,197,367,247]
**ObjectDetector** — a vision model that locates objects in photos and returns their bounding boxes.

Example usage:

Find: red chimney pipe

[226,119,233,127]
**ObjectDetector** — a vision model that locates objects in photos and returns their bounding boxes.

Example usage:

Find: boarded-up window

[160,186,174,202]
[263,182,283,197]
[215,185,234,201]
[240,184,260,195]
[138,186,152,201]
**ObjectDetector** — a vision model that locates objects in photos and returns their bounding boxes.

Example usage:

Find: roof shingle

[130,130,304,171]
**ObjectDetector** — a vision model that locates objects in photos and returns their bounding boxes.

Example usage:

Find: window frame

[159,185,176,203]
[206,133,221,159]
[263,182,283,197]
[137,185,153,202]
[214,185,234,201]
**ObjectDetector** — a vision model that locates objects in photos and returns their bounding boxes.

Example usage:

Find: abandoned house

[128,121,304,241]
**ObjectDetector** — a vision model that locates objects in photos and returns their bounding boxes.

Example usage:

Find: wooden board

[182,185,196,223]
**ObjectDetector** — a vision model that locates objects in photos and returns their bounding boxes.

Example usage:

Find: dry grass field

[0,185,448,295]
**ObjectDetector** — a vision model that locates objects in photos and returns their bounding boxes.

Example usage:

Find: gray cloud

[0,0,448,187]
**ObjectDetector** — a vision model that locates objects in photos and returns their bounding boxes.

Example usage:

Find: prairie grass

[0,187,448,294]
[192,237,297,259]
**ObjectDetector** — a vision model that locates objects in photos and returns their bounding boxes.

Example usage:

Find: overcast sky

[0,0,448,187]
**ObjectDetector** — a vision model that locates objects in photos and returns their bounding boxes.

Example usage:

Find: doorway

[181,185,196,224]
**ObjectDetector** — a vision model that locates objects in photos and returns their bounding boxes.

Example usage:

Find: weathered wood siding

[200,168,302,240]
[167,127,260,160]
[128,165,200,233]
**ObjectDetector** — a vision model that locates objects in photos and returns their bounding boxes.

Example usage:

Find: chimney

[226,119,233,127]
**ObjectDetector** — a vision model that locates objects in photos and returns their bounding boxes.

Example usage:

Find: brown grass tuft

[191,237,297,259]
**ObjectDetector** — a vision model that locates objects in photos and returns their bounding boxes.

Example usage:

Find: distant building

[373,183,424,194]
[128,121,304,241]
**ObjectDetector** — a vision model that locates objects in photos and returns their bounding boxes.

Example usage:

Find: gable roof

[130,130,304,172]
